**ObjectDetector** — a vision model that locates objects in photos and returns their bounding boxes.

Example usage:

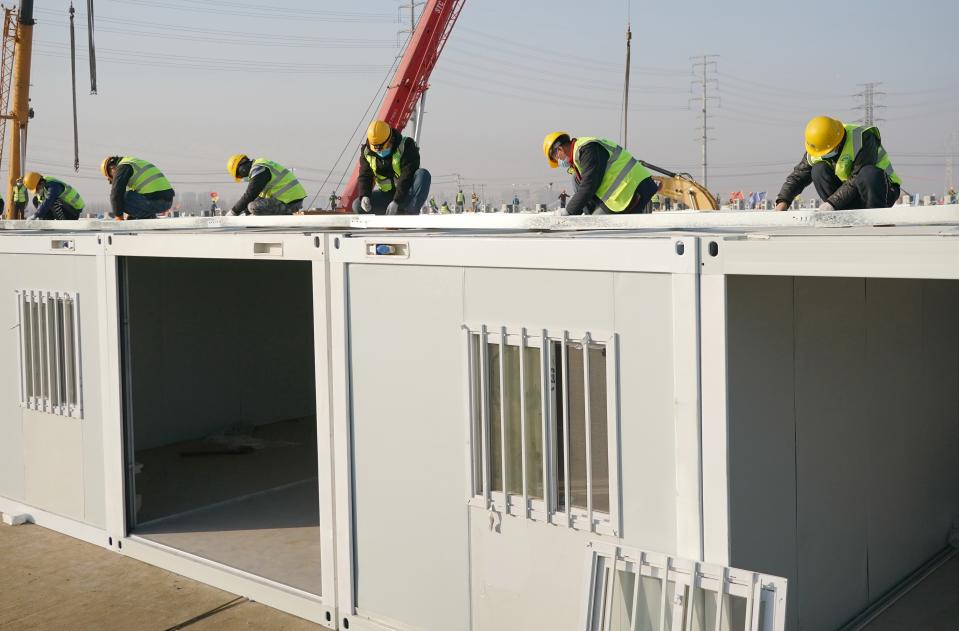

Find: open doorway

[119,256,320,594]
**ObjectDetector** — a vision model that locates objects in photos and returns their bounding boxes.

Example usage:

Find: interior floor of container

[861,552,959,631]
[132,416,321,594]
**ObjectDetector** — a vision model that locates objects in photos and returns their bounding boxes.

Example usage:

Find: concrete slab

[0,522,327,631]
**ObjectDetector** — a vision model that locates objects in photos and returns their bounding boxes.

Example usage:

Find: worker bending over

[226,155,307,215]
[24,171,85,220]
[775,116,902,212]
[543,132,658,215]
[101,156,175,219]
[354,120,431,215]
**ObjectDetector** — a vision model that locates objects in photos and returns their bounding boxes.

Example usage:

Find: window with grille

[465,325,620,535]
[583,543,788,631]
[15,290,83,418]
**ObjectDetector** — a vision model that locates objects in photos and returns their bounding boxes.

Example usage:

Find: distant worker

[13,177,27,219]
[470,190,478,212]
[429,196,438,213]
[101,156,175,219]
[440,200,451,214]
[774,116,901,212]
[455,189,465,213]
[558,189,569,209]
[328,192,340,211]
[511,195,520,213]
[543,132,658,215]
[355,120,431,215]
[226,154,307,215]
[24,171,85,220]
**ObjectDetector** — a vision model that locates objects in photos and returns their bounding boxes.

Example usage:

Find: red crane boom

[340,0,465,211]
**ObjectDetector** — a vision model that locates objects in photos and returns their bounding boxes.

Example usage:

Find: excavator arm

[640,160,719,211]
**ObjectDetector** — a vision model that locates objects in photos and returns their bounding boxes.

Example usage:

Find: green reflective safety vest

[13,183,27,203]
[807,124,902,186]
[38,176,85,211]
[456,192,465,204]
[118,157,172,194]
[251,158,307,203]
[573,137,653,212]
[363,139,406,193]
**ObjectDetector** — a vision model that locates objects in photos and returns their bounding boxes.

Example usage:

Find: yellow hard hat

[543,131,569,169]
[100,156,119,179]
[804,116,845,158]
[227,153,248,182]
[23,171,41,191]
[367,120,391,147]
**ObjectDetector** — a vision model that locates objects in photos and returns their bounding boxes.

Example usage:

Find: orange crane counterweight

[4,0,33,219]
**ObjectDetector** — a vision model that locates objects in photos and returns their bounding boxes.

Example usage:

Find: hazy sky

[24,0,959,209]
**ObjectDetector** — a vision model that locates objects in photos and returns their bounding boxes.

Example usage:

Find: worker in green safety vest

[226,154,307,215]
[455,189,466,213]
[101,156,175,219]
[13,177,28,219]
[543,132,658,215]
[354,119,432,215]
[23,171,85,220]
[775,116,902,212]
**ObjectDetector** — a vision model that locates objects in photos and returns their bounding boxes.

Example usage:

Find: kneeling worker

[226,154,307,215]
[774,116,901,212]
[354,119,431,215]
[101,156,175,219]
[543,132,658,215]
[24,171,85,220]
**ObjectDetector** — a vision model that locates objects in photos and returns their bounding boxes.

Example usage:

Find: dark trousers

[13,201,26,219]
[352,168,431,215]
[45,200,81,220]
[590,176,660,215]
[811,163,899,210]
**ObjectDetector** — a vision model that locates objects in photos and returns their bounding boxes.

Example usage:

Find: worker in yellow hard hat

[774,116,902,212]
[354,119,431,215]
[543,131,658,216]
[226,154,307,215]
[23,171,85,220]
[100,156,175,219]
[12,177,28,219]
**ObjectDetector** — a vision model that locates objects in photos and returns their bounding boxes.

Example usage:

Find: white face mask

[558,158,570,169]
[821,147,840,160]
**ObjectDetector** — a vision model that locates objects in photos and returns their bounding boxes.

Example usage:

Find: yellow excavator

[640,160,719,211]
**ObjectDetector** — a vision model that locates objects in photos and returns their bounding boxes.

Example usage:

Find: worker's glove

[360,197,372,213]
[817,201,835,212]
[554,207,570,216]
[385,201,400,215]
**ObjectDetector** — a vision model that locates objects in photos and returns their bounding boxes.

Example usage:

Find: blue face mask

[375,147,393,158]
[558,158,570,169]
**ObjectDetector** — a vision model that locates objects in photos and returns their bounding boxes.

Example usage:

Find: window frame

[15,289,84,419]
[463,323,621,536]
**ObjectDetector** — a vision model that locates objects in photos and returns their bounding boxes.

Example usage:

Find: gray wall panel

[125,258,315,451]
[726,275,799,631]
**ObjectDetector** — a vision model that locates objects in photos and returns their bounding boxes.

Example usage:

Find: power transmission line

[690,54,719,189]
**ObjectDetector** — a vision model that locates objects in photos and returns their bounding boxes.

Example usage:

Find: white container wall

[329,232,706,631]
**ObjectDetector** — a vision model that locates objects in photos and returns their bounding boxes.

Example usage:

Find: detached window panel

[15,290,83,419]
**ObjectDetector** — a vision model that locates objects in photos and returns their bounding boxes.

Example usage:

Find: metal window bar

[42,294,52,412]
[64,297,76,411]
[499,327,508,509]
[585,544,788,631]
[29,295,40,407]
[582,333,594,532]
[52,294,63,414]
[70,294,83,417]
[561,332,571,527]
[540,330,551,519]
[479,327,491,508]
[518,328,529,518]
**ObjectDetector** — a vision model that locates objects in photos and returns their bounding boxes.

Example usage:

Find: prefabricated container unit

[699,227,959,631]
[92,229,341,626]
[0,232,108,544]
[3,213,959,631]
[327,229,789,631]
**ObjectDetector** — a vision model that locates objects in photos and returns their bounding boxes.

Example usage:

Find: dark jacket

[34,180,68,219]
[565,141,609,216]
[231,168,271,214]
[356,128,420,204]
[110,163,174,215]
[776,131,881,209]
